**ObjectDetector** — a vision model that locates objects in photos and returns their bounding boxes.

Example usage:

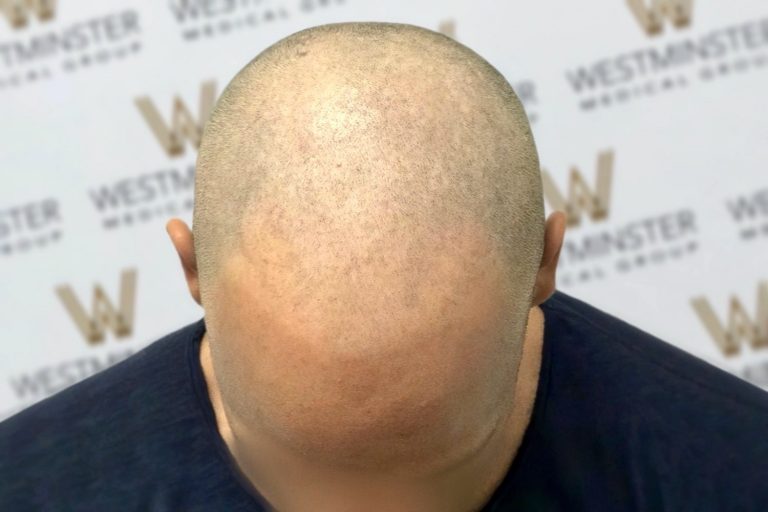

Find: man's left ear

[531,211,566,306]
[166,218,202,306]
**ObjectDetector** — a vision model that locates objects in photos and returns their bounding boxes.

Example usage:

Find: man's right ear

[166,218,202,306]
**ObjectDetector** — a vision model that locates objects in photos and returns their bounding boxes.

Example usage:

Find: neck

[199,305,545,512]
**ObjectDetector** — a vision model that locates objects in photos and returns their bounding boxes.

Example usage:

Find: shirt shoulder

[0,320,218,510]
[509,290,768,511]
[543,290,768,414]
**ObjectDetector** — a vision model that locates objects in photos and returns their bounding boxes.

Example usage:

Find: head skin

[167,21,566,511]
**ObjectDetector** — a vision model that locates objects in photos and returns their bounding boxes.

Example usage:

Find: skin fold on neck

[199,304,545,512]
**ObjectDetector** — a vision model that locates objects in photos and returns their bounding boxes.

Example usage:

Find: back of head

[194,22,544,475]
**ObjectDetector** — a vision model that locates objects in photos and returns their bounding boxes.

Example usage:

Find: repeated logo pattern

[1,1,766,418]
[0,0,55,29]
[691,282,768,357]
[627,0,693,36]
[135,80,217,157]
[55,269,137,344]
[542,151,613,228]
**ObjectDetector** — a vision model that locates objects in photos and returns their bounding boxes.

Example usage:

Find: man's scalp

[194,21,543,315]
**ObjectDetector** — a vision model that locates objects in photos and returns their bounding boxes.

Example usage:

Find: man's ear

[532,211,567,306]
[166,218,202,306]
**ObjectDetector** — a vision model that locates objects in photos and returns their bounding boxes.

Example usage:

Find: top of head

[194,21,542,296]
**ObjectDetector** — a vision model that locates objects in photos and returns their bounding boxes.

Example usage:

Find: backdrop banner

[1,0,767,419]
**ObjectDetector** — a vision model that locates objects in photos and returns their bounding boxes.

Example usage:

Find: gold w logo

[627,0,693,36]
[542,150,613,228]
[0,0,55,29]
[55,269,137,345]
[691,282,768,357]
[437,19,455,39]
[134,80,217,157]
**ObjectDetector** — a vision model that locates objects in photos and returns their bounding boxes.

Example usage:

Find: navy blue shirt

[1,290,767,511]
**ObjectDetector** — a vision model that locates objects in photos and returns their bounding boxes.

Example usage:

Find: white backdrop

[1,0,767,420]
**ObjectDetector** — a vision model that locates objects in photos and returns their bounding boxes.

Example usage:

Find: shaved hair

[195,21,544,311]
[192,21,545,472]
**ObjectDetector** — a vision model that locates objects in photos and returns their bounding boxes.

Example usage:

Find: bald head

[192,22,545,475]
